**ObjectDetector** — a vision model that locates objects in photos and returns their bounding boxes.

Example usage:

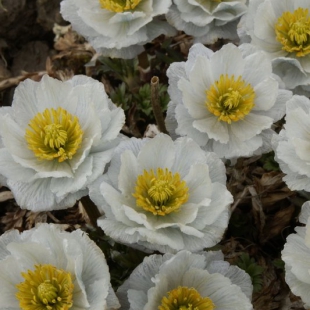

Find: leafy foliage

[236,253,264,293]
[111,82,169,117]
[259,152,280,171]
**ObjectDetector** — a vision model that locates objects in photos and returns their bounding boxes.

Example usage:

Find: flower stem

[80,196,101,227]
[151,76,168,134]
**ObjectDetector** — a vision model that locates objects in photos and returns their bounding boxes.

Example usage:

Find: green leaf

[259,151,280,171]
[236,253,264,293]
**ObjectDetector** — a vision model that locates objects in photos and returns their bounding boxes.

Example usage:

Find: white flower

[166,0,248,44]
[239,0,310,90]
[117,250,253,310]
[60,0,176,59]
[165,42,292,160]
[0,75,125,211]
[89,133,233,253]
[272,95,310,191]
[282,201,310,309]
[0,223,120,310]
[0,132,7,187]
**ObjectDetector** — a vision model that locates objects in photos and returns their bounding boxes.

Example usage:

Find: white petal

[282,233,310,285]
[68,230,112,309]
[254,89,291,122]
[0,149,36,182]
[7,242,53,269]
[172,137,207,178]
[145,203,199,229]
[127,290,149,310]
[285,107,310,142]
[185,43,214,75]
[193,116,229,143]
[100,107,125,142]
[118,150,140,195]
[107,137,145,188]
[61,0,97,37]
[175,104,209,146]
[7,178,84,211]
[100,181,135,226]
[85,145,116,185]
[191,182,232,229]
[184,269,253,310]
[50,156,93,196]
[277,140,310,177]
[11,79,40,128]
[117,254,164,297]
[212,133,263,159]
[286,95,310,114]
[179,78,208,119]
[0,230,21,260]
[0,257,23,308]
[172,137,206,173]
[165,101,179,139]
[106,285,121,310]
[0,114,36,162]
[299,201,310,225]
[253,78,278,111]
[207,260,253,300]
[157,250,207,286]
[292,138,310,162]
[137,134,175,171]
[272,57,308,89]
[253,0,277,43]
[204,151,226,184]
[210,43,245,81]
[167,62,187,104]
[35,75,73,111]
[242,51,272,86]
[184,163,212,203]
[230,114,273,141]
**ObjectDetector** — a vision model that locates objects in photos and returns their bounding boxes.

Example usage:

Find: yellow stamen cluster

[16,264,74,310]
[158,286,215,310]
[25,107,83,162]
[206,74,255,124]
[133,168,189,216]
[99,0,142,12]
[275,8,310,57]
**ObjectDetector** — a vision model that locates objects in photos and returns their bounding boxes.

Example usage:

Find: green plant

[236,253,264,293]
[259,151,280,171]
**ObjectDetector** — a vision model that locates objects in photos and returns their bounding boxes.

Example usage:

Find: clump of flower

[0,223,120,310]
[238,0,310,91]
[60,0,176,59]
[272,95,310,191]
[166,0,248,44]
[0,75,125,211]
[282,201,310,309]
[165,42,292,160]
[117,250,253,310]
[89,133,233,253]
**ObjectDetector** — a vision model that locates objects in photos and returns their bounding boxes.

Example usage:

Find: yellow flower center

[275,8,310,57]
[132,168,189,216]
[158,286,215,310]
[25,107,83,162]
[16,264,74,310]
[99,0,142,12]
[205,74,255,124]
